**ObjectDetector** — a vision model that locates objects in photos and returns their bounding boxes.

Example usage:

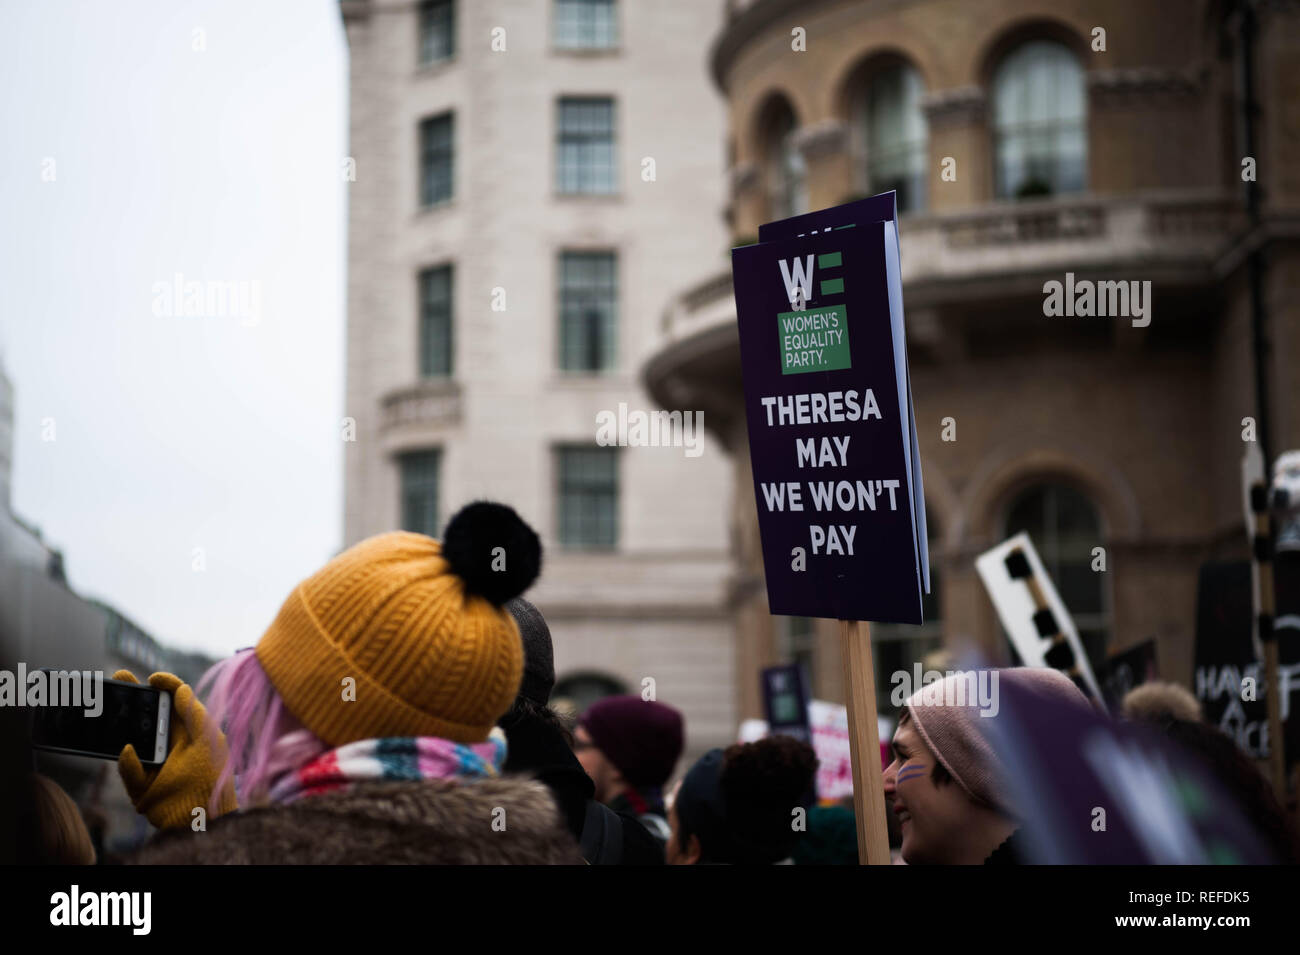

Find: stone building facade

[339,0,738,758]
[644,0,1300,719]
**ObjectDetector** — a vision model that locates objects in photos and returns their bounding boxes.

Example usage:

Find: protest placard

[731,199,927,623]
[975,531,1105,704]
[1099,638,1158,712]
[761,663,811,743]
[731,191,928,864]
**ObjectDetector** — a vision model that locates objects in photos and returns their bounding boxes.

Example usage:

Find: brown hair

[27,774,96,865]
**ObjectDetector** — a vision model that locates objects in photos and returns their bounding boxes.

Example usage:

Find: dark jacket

[983,828,1029,865]
[500,705,592,839]
[499,706,664,865]
[130,777,585,865]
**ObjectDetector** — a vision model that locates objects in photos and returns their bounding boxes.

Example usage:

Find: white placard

[975,532,1104,706]
[809,699,854,800]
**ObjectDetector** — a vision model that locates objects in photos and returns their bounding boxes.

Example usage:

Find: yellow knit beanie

[256,502,542,745]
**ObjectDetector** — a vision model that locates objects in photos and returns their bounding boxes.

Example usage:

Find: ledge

[379,378,462,434]
[793,119,848,161]
[644,191,1249,417]
[899,191,1244,293]
[921,86,987,127]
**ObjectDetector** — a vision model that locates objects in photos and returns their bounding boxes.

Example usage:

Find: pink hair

[196,649,329,814]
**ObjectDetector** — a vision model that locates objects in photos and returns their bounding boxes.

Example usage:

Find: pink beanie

[904,667,1090,815]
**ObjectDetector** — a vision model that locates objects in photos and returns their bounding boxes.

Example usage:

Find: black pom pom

[441,501,542,605]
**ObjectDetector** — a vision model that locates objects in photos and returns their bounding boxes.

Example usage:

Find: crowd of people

[10,500,1300,864]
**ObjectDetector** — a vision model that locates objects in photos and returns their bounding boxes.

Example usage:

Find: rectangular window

[556,97,616,194]
[420,113,454,207]
[554,0,617,50]
[557,446,618,550]
[419,0,455,65]
[419,265,453,377]
[558,251,617,372]
[401,450,442,538]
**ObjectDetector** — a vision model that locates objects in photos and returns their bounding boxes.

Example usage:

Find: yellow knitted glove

[114,670,237,830]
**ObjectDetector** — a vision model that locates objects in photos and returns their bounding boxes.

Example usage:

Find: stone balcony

[645,190,1246,438]
[378,378,462,451]
[899,190,1244,304]
[661,190,1244,341]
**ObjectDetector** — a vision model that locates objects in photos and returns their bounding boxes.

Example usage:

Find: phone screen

[30,679,169,763]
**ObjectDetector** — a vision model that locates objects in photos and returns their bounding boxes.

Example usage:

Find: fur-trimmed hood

[131,777,586,865]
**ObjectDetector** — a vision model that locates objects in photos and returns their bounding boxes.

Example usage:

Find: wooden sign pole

[839,619,892,865]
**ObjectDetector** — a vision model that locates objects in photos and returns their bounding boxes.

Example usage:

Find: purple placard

[758,192,898,242]
[987,673,1276,864]
[758,191,930,600]
[731,222,922,624]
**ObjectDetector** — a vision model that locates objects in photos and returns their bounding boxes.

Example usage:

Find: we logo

[776,250,850,376]
[779,255,815,310]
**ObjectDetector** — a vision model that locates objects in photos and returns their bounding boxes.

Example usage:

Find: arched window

[992,40,1086,199]
[1004,483,1108,665]
[763,100,807,220]
[861,62,928,213]
[871,508,942,712]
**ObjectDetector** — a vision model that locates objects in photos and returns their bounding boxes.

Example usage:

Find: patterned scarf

[268,729,508,804]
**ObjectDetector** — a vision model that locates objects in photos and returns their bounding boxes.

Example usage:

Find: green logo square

[777,305,851,375]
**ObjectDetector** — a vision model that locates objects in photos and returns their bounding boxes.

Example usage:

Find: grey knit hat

[905,667,1090,814]
[506,597,554,705]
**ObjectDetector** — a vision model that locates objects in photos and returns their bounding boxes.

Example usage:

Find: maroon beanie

[579,696,684,788]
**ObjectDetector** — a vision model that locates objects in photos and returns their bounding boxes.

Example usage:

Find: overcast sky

[0,0,348,658]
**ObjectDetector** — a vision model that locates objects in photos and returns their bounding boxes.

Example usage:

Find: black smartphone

[29,671,172,765]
